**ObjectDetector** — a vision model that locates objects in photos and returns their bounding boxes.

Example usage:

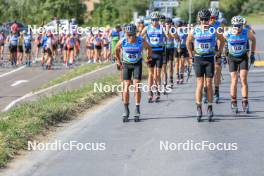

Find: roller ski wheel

[196,105,203,122]
[134,113,140,122]
[122,115,129,123]
[207,105,214,122]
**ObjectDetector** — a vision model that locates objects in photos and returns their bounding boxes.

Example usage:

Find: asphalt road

[0,37,88,111]
[1,28,264,176]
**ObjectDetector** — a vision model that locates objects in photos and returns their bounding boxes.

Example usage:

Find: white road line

[0,65,26,78]
[2,64,114,112]
[11,80,29,87]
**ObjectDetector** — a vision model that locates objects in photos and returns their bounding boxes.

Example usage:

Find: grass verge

[0,74,120,168]
[244,13,264,25]
[33,63,109,92]
[0,63,148,168]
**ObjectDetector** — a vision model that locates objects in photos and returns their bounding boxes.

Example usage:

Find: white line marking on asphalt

[0,65,26,78]
[3,64,114,112]
[11,80,29,87]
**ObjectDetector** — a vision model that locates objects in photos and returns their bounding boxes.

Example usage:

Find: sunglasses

[151,18,159,22]
[233,25,243,28]
[200,18,210,22]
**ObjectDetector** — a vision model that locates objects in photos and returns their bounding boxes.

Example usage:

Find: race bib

[232,45,243,52]
[199,43,210,49]
[150,37,159,45]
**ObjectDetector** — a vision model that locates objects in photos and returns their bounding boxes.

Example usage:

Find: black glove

[250,54,255,65]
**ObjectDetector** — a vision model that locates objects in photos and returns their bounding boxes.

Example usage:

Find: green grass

[244,13,264,25]
[33,63,109,92]
[0,63,149,168]
[0,74,120,168]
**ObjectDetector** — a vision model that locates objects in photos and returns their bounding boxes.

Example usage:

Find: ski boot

[214,94,220,104]
[207,105,214,122]
[163,82,167,95]
[178,73,183,84]
[231,100,238,114]
[122,104,130,123]
[202,88,208,104]
[134,105,140,122]
[169,77,174,89]
[242,99,249,114]
[148,91,153,103]
[196,104,203,122]
[176,73,180,84]
[155,91,161,103]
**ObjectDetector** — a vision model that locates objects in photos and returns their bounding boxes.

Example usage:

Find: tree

[220,0,248,20]
[241,0,264,15]
[176,0,210,23]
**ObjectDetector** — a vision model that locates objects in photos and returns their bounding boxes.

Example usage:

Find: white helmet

[231,16,244,25]
[150,11,160,19]
[208,8,219,18]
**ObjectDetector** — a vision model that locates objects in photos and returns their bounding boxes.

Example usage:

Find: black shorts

[95,45,102,50]
[68,47,74,51]
[37,43,41,48]
[53,44,57,50]
[148,51,163,68]
[0,43,4,46]
[25,46,31,53]
[228,54,248,72]
[9,45,17,53]
[178,48,189,58]
[44,48,52,56]
[18,45,23,53]
[193,57,215,78]
[164,48,174,64]
[123,61,142,81]
[86,46,94,50]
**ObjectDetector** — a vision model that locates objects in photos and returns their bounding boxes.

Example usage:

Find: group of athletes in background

[114,8,256,123]
[0,9,256,122]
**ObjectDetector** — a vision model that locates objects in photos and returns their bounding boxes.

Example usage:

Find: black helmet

[165,17,172,24]
[124,24,137,35]
[198,9,211,19]
[160,15,166,21]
